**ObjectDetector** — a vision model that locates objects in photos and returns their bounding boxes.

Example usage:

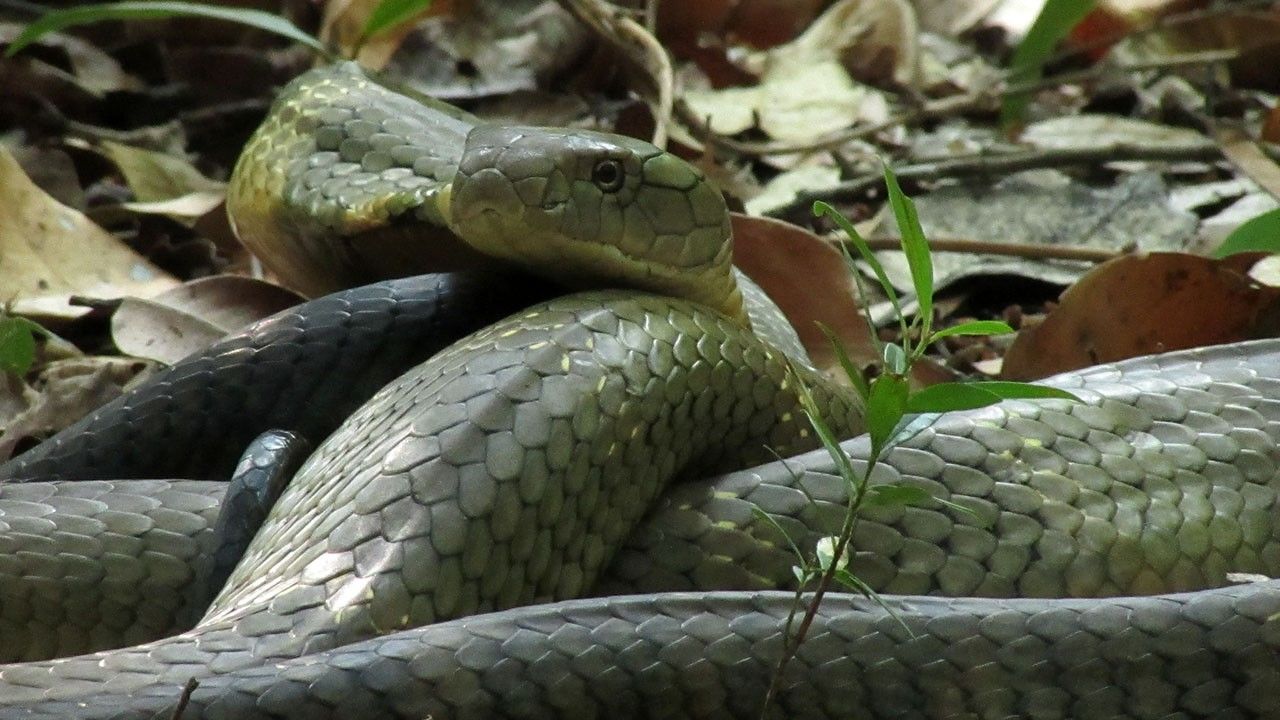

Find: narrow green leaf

[906,382,1001,414]
[907,380,1079,414]
[835,571,914,635]
[929,320,1016,342]
[866,374,908,454]
[817,323,869,402]
[7,2,333,59]
[750,505,805,565]
[1000,0,1096,127]
[813,201,904,329]
[968,381,1081,402]
[881,166,933,346]
[882,343,907,375]
[935,497,985,523]
[0,318,37,375]
[360,0,434,43]
[865,483,933,508]
[791,363,862,497]
[1212,207,1280,258]
[834,568,872,596]
[792,565,808,586]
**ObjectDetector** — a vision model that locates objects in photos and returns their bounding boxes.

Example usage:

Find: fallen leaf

[121,191,227,225]
[658,0,825,55]
[732,214,869,372]
[383,2,589,103]
[875,170,1198,293]
[764,0,920,87]
[914,0,1002,36]
[0,357,155,462]
[0,146,177,319]
[111,276,303,365]
[100,140,226,203]
[0,23,141,96]
[1002,252,1280,380]
[732,214,954,387]
[685,61,890,141]
[1022,115,1213,153]
[321,0,455,69]
[1216,126,1280,201]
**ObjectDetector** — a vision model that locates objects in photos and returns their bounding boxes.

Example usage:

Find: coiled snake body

[0,63,1278,719]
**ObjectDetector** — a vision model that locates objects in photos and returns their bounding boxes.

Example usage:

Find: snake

[0,61,1278,719]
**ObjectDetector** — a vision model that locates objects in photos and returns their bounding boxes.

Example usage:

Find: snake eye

[592,159,625,192]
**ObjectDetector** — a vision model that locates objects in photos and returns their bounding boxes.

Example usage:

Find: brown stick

[771,143,1222,218]
[854,236,1125,263]
[168,678,199,720]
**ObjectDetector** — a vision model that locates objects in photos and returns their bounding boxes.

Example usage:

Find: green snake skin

[1,62,1278,718]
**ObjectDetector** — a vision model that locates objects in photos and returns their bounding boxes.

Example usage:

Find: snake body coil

[0,63,1278,719]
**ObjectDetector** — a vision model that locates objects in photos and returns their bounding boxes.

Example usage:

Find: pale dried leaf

[874,171,1197,292]
[0,24,142,95]
[685,61,890,142]
[766,0,920,87]
[101,140,225,203]
[0,146,177,319]
[913,0,1002,35]
[744,165,841,216]
[112,276,303,364]
[121,190,226,223]
[0,357,155,461]
[1216,126,1280,200]
[1022,115,1212,153]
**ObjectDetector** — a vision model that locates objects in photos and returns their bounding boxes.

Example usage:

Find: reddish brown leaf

[1002,252,1280,380]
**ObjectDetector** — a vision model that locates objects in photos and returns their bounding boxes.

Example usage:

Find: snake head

[446,125,744,322]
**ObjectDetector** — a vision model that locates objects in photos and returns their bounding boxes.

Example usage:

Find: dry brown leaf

[765,0,920,87]
[0,357,154,462]
[101,140,225,203]
[0,146,177,319]
[732,214,955,387]
[558,0,673,146]
[1002,252,1280,380]
[111,276,303,365]
[322,0,456,69]
[732,214,870,378]
[658,0,825,60]
[0,24,142,96]
[1216,127,1280,201]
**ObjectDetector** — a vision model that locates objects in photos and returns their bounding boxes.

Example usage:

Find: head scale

[443,126,743,322]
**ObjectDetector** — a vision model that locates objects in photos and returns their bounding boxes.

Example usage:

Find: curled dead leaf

[0,357,155,462]
[1002,252,1280,380]
[0,146,177,320]
[111,276,303,365]
[731,213,953,387]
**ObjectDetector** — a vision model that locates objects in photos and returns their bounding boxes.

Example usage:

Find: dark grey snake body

[1,289,1279,718]
[0,61,1279,718]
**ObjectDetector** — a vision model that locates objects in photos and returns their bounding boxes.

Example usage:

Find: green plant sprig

[758,164,1078,717]
[4,0,435,61]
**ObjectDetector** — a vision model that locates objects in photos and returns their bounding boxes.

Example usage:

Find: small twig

[556,0,673,148]
[854,235,1124,263]
[168,678,199,720]
[1005,48,1239,97]
[643,0,659,35]
[674,91,991,158]
[770,143,1222,217]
